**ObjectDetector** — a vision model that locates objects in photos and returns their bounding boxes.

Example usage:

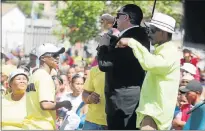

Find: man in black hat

[97,4,150,130]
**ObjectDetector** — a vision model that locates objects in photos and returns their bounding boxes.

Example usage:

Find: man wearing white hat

[116,13,180,130]
[22,43,72,130]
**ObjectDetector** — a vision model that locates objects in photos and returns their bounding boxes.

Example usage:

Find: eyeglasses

[43,53,58,58]
[149,27,161,34]
[116,12,129,19]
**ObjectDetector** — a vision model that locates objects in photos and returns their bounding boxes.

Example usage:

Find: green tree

[56,1,105,45]
[2,1,32,17]
[16,1,32,18]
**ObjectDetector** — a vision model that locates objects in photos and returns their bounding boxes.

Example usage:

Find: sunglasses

[43,53,58,58]
[149,27,161,34]
[116,12,129,19]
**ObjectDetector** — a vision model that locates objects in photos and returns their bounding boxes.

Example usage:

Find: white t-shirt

[59,93,82,113]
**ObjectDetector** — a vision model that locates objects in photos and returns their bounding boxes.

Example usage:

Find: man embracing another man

[97,4,150,130]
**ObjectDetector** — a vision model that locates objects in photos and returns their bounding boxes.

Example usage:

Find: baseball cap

[8,69,29,85]
[181,63,197,75]
[36,43,65,59]
[180,79,203,93]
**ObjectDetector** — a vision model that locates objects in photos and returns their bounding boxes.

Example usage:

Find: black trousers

[106,111,137,130]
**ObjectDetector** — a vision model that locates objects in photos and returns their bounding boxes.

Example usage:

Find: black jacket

[97,26,150,115]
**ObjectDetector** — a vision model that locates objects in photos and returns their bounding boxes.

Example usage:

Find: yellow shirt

[128,39,180,130]
[73,56,83,64]
[84,66,107,126]
[2,93,26,130]
[2,64,17,76]
[22,69,56,130]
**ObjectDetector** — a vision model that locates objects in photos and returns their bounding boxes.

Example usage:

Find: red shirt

[180,57,199,67]
[181,104,191,122]
[67,56,74,66]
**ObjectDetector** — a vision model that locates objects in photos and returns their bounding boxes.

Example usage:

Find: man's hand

[61,100,72,111]
[87,92,100,104]
[115,38,131,48]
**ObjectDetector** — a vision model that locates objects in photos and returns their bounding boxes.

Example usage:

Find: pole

[151,0,157,18]
[31,1,35,49]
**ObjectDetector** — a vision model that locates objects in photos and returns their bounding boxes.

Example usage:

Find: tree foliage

[2,1,32,17]
[16,1,32,18]
[56,1,182,44]
[56,1,105,45]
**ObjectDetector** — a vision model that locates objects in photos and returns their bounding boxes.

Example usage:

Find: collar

[119,25,139,37]
[154,41,173,54]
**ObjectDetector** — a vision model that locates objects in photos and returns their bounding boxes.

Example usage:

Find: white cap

[36,43,65,58]
[8,69,29,85]
[145,13,176,34]
[181,63,197,75]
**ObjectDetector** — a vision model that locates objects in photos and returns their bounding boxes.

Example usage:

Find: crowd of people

[1,3,205,130]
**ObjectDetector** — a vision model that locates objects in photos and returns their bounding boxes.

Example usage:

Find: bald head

[100,13,115,30]
[101,13,115,24]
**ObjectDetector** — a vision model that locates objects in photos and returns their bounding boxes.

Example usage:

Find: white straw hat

[145,13,176,34]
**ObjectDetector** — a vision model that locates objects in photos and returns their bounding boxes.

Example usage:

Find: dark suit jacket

[97,26,150,115]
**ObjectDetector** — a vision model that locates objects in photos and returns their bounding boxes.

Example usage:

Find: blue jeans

[82,121,107,130]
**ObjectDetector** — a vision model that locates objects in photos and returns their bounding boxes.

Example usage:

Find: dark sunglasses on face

[43,53,58,58]
[116,12,129,19]
[149,27,161,34]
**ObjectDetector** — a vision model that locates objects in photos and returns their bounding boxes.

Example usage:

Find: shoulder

[90,66,104,77]
[2,93,11,102]
[124,26,146,35]
[32,69,51,80]
[33,69,49,77]
[199,103,205,110]
[121,27,149,48]
[60,93,72,101]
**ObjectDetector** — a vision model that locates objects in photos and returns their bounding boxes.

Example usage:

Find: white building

[2,3,26,52]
